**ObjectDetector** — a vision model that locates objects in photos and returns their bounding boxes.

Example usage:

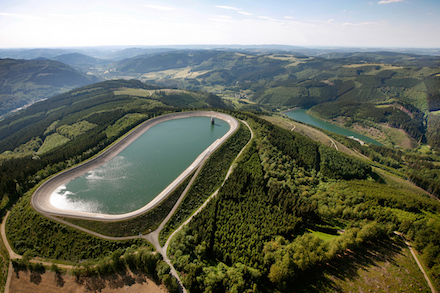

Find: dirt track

[31,111,238,221]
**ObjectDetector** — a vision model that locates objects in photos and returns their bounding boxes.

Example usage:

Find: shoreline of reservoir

[285,109,382,146]
[31,111,239,221]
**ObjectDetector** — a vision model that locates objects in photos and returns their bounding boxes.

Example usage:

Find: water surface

[51,116,230,214]
[286,109,381,146]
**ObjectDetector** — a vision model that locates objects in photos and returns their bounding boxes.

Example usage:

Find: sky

[0,0,439,49]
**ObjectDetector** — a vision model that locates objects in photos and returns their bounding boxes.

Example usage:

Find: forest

[0,79,234,291]
[88,49,440,152]
[0,49,440,292]
[0,58,98,117]
[3,50,440,149]
[0,79,228,207]
[167,112,440,292]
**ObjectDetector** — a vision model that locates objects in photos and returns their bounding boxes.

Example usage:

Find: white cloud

[309,18,336,25]
[143,4,175,11]
[378,0,404,4]
[342,21,379,26]
[215,6,241,11]
[238,11,253,16]
[215,5,252,16]
[0,12,44,20]
[209,15,234,23]
[258,15,280,22]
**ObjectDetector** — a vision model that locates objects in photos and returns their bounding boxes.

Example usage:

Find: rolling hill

[95,50,440,148]
[0,58,100,117]
[0,79,228,157]
[0,71,440,292]
[51,53,111,72]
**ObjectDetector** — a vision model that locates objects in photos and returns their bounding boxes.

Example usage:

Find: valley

[0,47,439,293]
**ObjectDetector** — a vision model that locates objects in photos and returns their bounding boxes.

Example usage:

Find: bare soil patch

[9,269,165,293]
[381,125,418,149]
[292,237,431,292]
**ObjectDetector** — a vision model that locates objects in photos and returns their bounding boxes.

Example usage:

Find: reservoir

[286,109,382,146]
[50,116,230,215]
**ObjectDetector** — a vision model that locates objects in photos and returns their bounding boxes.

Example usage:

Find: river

[285,109,382,146]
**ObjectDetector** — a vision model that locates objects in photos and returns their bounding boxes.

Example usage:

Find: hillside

[9,48,436,147]
[102,50,439,111]
[51,53,111,73]
[166,112,440,292]
[0,58,99,117]
[0,49,440,292]
[106,50,289,86]
[101,50,440,149]
[0,79,227,157]
[0,77,439,292]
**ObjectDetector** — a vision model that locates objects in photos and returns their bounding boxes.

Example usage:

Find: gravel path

[154,120,254,292]
[395,232,437,293]
[3,113,249,293]
[1,211,75,293]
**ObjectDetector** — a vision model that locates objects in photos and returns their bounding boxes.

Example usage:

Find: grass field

[381,125,418,149]
[114,88,188,98]
[139,67,209,80]
[308,229,339,242]
[0,137,42,159]
[221,94,256,109]
[37,133,70,155]
[105,113,147,138]
[325,243,431,292]
[342,63,403,70]
[113,88,154,97]
[296,237,432,292]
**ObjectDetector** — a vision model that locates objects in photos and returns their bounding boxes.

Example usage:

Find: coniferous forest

[168,112,440,292]
[0,49,440,292]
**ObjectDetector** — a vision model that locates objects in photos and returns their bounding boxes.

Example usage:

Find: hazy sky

[1,0,439,48]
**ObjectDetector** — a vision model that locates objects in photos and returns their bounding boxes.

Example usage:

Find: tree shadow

[290,236,406,292]
[30,271,42,285]
[12,261,27,278]
[75,269,150,292]
[55,272,65,287]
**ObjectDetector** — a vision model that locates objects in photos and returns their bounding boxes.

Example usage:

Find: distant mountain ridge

[1,45,439,61]
[51,53,112,74]
[0,79,228,156]
[2,47,440,148]
[0,58,99,117]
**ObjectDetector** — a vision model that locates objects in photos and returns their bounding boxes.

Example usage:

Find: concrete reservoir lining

[31,111,239,221]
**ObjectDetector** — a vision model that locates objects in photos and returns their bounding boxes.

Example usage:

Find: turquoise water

[50,116,230,214]
[286,109,382,146]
